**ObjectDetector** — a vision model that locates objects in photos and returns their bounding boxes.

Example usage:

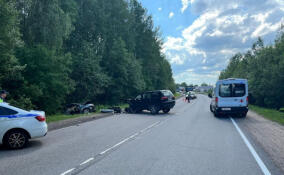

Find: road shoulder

[48,113,114,131]
[236,110,284,174]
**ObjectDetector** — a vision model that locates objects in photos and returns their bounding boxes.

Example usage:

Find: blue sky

[139,0,284,85]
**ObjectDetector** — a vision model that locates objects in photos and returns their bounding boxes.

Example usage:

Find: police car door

[0,106,18,135]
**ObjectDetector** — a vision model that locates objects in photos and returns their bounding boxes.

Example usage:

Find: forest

[219,33,284,110]
[0,0,176,114]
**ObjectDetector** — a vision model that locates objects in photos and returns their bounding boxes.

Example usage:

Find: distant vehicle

[190,92,197,99]
[126,90,175,115]
[65,102,95,114]
[0,103,47,149]
[209,78,248,117]
[186,86,194,92]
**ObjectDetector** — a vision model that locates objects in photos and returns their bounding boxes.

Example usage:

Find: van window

[219,84,246,97]
[0,107,18,115]
[233,84,246,97]
[219,84,232,97]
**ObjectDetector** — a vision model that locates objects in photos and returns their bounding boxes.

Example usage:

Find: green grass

[46,104,129,123]
[46,113,90,123]
[249,105,284,125]
[174,92,182,98]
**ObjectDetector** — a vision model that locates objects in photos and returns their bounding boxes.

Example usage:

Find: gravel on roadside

[237,110,284,174]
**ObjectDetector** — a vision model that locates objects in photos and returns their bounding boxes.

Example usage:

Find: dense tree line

[219,33,284,109]
[0,0,175,113]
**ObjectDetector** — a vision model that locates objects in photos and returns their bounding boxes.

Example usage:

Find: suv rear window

[161,90,173,97]
[219,84,245,97]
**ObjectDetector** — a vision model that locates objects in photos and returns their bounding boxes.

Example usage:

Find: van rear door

[218,83,247,107]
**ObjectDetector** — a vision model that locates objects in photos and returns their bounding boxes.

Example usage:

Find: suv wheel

[4,130,29,149]
[162,108,170,113]
[129,107,136,114]
[150,105,159,115]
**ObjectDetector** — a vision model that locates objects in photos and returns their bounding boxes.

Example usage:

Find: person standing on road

[0,90,8,103]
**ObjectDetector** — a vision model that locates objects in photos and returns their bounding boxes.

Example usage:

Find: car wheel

[129,107,136,114]
[4,130,29,149]
[89,107,95,113]
[83,108,90,114]
[162,108,170,113]
[150,105,159,115]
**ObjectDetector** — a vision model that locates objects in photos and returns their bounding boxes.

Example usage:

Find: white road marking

[60,120,163,174]
[230,118,271,175]
[80,157,94,166]
[99,121,161,155]
[60,168,75,175]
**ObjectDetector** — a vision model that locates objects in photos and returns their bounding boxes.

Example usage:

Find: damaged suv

[127,90,175,115]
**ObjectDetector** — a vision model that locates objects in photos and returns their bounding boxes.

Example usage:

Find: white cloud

[181,0,191,13]
[162,37,184,53]
[168,0,284,84]
[169,12,174,19]
[158,7,162,11]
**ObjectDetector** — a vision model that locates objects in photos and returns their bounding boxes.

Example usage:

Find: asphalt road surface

[0,95,282,175]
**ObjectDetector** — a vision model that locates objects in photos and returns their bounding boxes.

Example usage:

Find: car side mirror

[208,94,212,98]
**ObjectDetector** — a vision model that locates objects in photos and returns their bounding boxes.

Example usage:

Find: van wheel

[214,111,219,117]
[210,105,213,112]
[240,113,247,118]
[162,108,170,113]
[150,105,159,115]
[4,130,29,149]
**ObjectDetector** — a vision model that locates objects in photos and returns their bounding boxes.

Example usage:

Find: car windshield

[0,1,283,175]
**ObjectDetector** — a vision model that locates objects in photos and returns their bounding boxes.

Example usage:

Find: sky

[139,0,284,85]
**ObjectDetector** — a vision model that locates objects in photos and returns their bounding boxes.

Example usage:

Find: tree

[220,35,284,109]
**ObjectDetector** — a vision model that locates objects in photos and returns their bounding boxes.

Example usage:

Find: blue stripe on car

[0,114,38,119]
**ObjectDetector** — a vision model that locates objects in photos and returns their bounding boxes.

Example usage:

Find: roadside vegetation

[250,105,284,125]
[0,0,175,114]
[220,32,284,111]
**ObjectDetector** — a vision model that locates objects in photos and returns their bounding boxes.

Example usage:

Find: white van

[209,78,248,117]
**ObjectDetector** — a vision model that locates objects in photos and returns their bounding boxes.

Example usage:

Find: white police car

[0,103,48,149]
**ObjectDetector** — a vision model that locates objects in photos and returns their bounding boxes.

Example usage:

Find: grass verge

[249,105,284,125]
[46,104,129,123]
[174,92,182,99]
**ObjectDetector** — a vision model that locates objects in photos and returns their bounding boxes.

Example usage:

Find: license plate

[222,108,231,111]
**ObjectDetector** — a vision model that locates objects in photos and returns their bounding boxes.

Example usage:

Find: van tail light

[161,96,168,100]
[35,116,46,122]
[215,97,218,106]
[240,99,243,103]
[246,96,249,105]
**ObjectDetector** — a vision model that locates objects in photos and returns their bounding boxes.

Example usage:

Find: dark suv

[127,90,175,114]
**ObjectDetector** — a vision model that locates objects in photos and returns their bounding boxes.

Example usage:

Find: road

[0,95,282,175]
